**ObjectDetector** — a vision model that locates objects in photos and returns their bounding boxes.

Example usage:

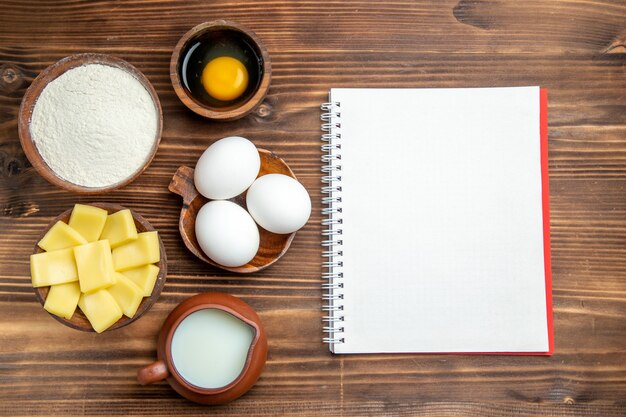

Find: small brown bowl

[18,53,163,194]
[169,149,295,273]
[170,20,271,121]
[32,203,167,332]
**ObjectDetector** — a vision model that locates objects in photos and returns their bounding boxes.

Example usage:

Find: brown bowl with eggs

[169,151,296,274]
[169,137,311,274]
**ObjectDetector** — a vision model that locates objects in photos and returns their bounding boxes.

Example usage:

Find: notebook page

[330,87,549,354]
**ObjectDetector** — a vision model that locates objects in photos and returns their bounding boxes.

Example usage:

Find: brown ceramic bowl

[32,203,167,332]
[18,53,163,194]
[170,20,271,121]
[137,292,268,405]
[169,149,296,273]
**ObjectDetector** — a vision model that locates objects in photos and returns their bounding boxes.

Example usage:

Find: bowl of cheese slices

[30,203,167,333]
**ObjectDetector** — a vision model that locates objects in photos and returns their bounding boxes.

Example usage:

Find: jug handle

[137,360,169,385]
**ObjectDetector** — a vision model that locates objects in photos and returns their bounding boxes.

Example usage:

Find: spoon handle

[168,166,198,205]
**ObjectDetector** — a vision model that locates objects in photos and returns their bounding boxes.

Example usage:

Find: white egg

[195,201,260,267]
[194,136,260,200]
[246,174,311,234]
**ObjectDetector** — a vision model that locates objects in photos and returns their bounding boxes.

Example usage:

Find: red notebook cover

[540,88,554,355]
[324,87,553,355]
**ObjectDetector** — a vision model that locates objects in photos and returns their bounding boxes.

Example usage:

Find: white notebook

[321,87,553,355]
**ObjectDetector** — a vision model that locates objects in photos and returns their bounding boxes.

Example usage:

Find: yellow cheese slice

[99,209,138,248]
[121,264,159,297]
[78,290,123,333]
[31,248,78,288]
[112,231,160,271]
[43,282,81,319]
[107,273,144,318]
[38,221,87,252]
[68,204,108,242]
[74,240,115,293]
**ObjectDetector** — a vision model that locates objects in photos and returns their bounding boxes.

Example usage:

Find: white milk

[171,309,255,389]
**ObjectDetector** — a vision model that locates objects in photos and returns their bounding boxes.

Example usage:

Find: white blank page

[330,87,550,354]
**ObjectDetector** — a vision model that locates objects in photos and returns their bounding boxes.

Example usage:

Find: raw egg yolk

[201,56,249,101]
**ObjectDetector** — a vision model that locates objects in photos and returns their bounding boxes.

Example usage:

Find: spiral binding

[321,101,345,346]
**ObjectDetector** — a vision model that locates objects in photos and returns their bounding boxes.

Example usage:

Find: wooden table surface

[1,1,625,416]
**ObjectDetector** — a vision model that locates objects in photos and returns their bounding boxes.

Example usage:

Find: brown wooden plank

[1,0,625,415]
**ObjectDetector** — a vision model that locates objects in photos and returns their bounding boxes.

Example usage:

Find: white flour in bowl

[30,63,158,188]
